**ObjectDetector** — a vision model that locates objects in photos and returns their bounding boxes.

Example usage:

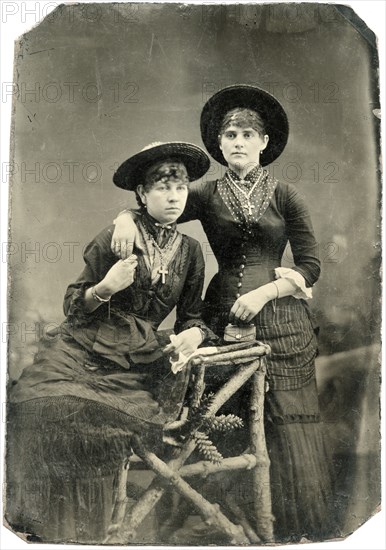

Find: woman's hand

[98,255,138,296]
[163,327,204,359]
[111,212,141,259]
[229,288,270,324]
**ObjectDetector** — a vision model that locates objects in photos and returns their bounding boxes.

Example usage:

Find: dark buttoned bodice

[179,178,320,313]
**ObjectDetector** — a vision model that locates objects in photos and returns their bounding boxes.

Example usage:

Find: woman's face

[137,162,189,224]
[219,125,269,174]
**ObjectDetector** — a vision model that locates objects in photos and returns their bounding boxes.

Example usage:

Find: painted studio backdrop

[6,2,381,541]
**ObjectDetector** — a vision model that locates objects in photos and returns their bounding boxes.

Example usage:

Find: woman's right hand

[111,212,141,259]
[99,255,138,295]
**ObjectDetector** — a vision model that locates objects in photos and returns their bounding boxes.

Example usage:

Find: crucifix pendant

[245,201,255,215]
[159,265,169,284]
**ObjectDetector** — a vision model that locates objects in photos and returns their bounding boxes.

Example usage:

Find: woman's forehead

[223,124,258,132]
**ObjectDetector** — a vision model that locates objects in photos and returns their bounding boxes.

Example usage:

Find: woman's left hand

[229,289,270,324]
[163,327,204,359]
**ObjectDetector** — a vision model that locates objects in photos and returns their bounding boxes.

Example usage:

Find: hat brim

[200,85,289,167]
[113,142,210,190]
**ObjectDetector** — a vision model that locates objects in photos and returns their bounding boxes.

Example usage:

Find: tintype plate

[2,2,382,548]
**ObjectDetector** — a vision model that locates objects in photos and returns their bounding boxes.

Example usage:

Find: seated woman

[6,141,214,544]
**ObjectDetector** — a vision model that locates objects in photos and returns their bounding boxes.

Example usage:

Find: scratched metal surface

[4,2,381,546]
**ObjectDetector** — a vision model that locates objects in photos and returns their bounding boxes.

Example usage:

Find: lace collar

[218,167,278,225]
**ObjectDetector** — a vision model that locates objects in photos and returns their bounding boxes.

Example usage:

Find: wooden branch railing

[131,435,250,545]
[179,453,257,477]
[224,494,261,544]
[191,343,271,367]
[116,359,263,543]
[104,342,272,544]
[250,367,275,542]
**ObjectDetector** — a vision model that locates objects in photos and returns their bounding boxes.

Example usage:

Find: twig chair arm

[191,344,271,366]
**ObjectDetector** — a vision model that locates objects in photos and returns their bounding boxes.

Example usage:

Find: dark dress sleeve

[63,226,116,323]
[174,237,217,343]
[282,183,321,287]
[177,180,207,224]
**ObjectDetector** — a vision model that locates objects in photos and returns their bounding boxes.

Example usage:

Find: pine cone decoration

[187,392,216,432]
[194,431,223,464]
[196,391,216,413]
[203,414,244,433]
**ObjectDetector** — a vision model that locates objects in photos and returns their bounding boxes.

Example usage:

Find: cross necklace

[143,226,175,284]
[152,240,169,283]
[226,168,264,216]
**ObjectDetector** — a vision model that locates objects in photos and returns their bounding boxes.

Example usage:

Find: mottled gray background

[7,2,381,537]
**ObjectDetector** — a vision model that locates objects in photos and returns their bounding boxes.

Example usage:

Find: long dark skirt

[6,336,189,543]
[201,296,336,542]
[264,380,336,542]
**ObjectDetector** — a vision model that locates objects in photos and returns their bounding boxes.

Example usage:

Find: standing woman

[112,86,334,542]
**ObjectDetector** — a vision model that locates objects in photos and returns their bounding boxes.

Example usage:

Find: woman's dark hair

[135,159,189,208]
[218,108,267,142]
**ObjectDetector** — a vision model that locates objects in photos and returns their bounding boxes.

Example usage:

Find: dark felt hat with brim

[113,141,210,190]
[200,84,289,167]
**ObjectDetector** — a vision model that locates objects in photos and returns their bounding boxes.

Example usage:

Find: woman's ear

[262,134,269,150]
[137,184,147,206]
[218,134,223,151]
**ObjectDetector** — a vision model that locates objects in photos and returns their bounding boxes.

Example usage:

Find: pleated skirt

[203,296,336,541]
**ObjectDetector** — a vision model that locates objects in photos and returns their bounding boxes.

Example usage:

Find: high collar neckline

[141,211,177,238]
[227,164,263,184]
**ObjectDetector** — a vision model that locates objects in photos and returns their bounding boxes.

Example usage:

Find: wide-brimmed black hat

[200,84,289,167]
[113,141,210,190]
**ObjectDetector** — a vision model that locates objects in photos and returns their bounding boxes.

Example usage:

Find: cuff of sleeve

[66,283,95,325]
[275,267,313,300]
[176,320,219,344]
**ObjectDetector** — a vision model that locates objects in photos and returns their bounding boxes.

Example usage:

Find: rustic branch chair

[104,338,274,545]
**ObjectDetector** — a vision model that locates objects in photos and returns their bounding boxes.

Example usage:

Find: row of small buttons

[235,254,247,299]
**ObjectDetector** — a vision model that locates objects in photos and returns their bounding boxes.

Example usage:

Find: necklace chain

[217,168,277,228]
[141,219,175,284]
[226,168,264,215]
